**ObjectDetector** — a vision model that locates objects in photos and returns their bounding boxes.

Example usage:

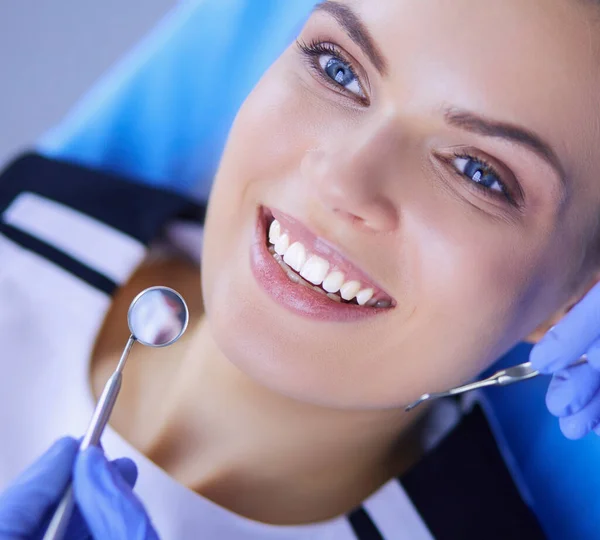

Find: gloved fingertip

[74,446,109,490]
[559,416,589,440]
[530,338,562,374]
[587,341,600,370]
[111,457,138,488]
[559,411,600,440]
[546,392,569,418]
[74,449,151,539]
[545,370,575,417]
[546,364,600,418]
[75,447,136,498]
[80,444,105,463]
[22,437,79,480]
[47,436,79,457]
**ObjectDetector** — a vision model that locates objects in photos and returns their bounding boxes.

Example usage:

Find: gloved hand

[0,437,158,539]
[530,281,600,439]
[73,446,159,540]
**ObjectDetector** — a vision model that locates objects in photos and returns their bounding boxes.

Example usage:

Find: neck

[140,317,425,524]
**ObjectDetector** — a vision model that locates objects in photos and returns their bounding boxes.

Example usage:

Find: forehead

[322,0,600,183]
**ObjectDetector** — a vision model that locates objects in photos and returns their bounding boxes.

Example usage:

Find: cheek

[202,61,313,293]
[215,50,359,194]
[402,201,541,377]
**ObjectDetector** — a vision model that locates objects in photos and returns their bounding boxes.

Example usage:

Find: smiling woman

[1,0,599,539]
[205,0,597,410]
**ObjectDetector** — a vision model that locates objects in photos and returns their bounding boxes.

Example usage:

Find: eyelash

[446,152,517,206]
[296,39,368,104]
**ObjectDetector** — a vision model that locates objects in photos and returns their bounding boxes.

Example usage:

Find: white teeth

[274,233,290,255]
[269,220,281,243]
[300,255,330,285]
[356,288,374,306]
[322,271,345,293]
[340,280,361,301]
[283,242,307,272]
[267,223,385,306]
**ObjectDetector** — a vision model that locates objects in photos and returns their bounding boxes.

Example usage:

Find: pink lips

[250,207,394,322]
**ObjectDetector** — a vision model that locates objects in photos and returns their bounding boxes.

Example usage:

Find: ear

[525,271,600,343]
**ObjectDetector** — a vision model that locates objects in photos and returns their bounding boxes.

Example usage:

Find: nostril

[332,205,398,234]
[357,209,399,234]
[352,215,375,233]
[332,209,368,231]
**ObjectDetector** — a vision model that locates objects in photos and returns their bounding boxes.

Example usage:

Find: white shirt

[0,154,436,540]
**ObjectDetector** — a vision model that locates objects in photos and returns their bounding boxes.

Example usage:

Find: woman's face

[202,0,600,408]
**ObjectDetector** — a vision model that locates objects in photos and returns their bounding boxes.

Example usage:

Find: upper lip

[265,206,395,304]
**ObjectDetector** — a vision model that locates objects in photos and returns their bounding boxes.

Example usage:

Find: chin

[205,291,417,410]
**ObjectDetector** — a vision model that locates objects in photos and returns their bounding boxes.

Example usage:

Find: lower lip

[250,208,387,322]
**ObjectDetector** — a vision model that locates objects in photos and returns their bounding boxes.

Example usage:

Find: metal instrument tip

[405,394,430,412]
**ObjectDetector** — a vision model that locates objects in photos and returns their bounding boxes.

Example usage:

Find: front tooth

[322,271,345,293]
[340,280,361,301]
[269,220,281,243]
[300,255,330,285]
[356,288,374,306]
[283,242,307,272]
[274,233,290,255]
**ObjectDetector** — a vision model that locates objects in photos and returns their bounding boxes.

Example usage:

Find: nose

[301,117,401,234]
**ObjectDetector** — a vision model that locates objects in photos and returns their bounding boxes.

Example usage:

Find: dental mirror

[44,286,189,540]
[128,286,189,347]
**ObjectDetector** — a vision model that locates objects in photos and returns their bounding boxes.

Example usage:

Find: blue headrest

[481,344,600,539]
[38,2,600,538]
[40,0,318,200]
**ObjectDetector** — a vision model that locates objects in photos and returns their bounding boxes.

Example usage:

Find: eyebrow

[313,1,388,76]
[444,108,567,186]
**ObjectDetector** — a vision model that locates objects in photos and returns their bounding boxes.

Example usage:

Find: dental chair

[37,1,600,538]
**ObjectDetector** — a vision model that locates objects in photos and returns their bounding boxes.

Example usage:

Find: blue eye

[453,156,505,194]
[297,40,368,102]
[318,55,363,97]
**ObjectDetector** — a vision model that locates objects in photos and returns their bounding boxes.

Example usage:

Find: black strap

[0,153,206,245]
[348,507,384,540]
[0,222,117,295]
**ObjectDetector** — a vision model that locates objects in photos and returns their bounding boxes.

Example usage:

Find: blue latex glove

[530,282,600,440]
[0,437,157,539]
[73,446,159,540]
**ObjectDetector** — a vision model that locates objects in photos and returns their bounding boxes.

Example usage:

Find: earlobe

[525,314,564,344]
[525,272,600,343]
